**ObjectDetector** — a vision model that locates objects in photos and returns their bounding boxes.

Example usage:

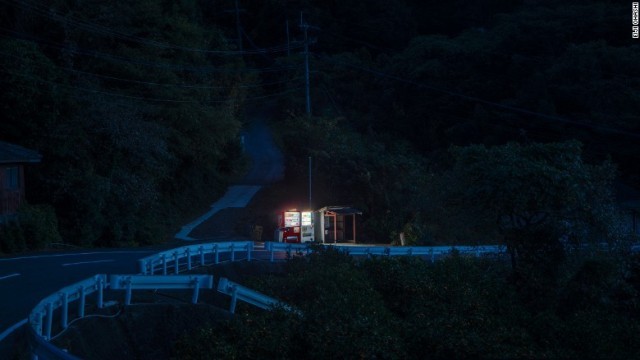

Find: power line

[0,29,298,74]
[300,12,313,116]
[0,66,304,105]
[1,0,302,55]
[0,48,300,90]
[317,54,640,140]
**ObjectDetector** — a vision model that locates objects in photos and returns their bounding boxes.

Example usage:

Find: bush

[0,204,62,253]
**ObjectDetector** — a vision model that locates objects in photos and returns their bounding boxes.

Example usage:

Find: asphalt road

[0,250,155,345]
[175,112,284,241]
[239,117,284,185]
[0,110,285,353]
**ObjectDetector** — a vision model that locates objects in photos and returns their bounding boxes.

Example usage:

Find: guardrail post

[192,279,200,304]
[61,292,68,329]
[213,244,219,264]
[125,277,132,305]
[162,254,167,275]
[97,275,104,309]
[45,302,53,340]
[78,286,86,318]
[247,243,252,262]
[229,285,238,314]
[430,249,435,263]
[148,260,154,275]
[199,246,205,266]
[407,248,413,256]
[138,259,146,275]
[269,243,275,262]
[174,251,180,274]
[230,243,236,262]
[34,312,43,336]
[187,248,192,270]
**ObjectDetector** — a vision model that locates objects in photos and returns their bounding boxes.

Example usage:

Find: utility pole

[234,0,243,52]
[308,156,312,209]
[300,12,311,116]
[224,0,244,52]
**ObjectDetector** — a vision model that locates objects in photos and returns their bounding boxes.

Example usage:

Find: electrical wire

[0,66,304,105]
[49,307,122,342]
[1,0,303,55]
[0,29,298,74]
[0,49,302,89]
[316,54,640,140]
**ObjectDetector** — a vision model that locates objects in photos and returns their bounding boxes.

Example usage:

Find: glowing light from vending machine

[301,211,312,226]
[284,211,301,227]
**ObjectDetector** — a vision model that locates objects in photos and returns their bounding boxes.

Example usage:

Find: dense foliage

[1,0,638,249]
[174,249,640,359]
[0,1,637,357]
[0,0,254,248]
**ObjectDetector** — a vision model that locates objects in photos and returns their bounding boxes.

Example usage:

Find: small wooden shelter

[315,206,362,243]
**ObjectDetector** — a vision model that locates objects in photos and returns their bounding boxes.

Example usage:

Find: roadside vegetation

[2,0,639,358]
[1,0,637,251]
[174,248,640,359]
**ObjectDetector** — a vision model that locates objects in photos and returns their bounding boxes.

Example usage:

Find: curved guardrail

[138,241,254,275]
[29,275,106,360]
[27,241,260,359]
[27,241,505,359]
[30,275,107,342]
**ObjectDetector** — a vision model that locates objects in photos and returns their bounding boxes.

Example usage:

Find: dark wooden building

[0,141,41,220]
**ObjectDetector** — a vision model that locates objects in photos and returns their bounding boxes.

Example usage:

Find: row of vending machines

[275,210,315,243]
[274,207,361,244]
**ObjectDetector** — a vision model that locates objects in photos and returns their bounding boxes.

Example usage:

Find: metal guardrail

[109,275,214,305]
[28,327,81,360]
[29,275,107,342]
[217,277,297,314]
[138,241,254,275]
[264,242,314,261]
[27,240,506,359]
[28,241,256,360]
[29,275,107,360]
[338,244,504,262]
[264,242,505,262]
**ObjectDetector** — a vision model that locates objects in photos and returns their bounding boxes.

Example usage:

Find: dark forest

[2,1,640,358]
[1,0,638,249]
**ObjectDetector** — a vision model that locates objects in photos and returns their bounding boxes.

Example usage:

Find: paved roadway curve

[175,111,284,240]
[0,250,155,338]
[0,110,284,353]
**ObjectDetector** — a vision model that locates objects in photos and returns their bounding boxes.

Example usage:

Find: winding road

[0,112,284,354]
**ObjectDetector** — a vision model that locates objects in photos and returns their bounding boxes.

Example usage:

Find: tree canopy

[0,0,637,250]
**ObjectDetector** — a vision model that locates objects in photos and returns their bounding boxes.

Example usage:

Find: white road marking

[0,318,27,342]
[0,273,20,281]
[176,185,262,241]
[61,259,114,267]
[0,250,156,262]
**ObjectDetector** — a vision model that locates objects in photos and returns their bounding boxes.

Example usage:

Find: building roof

[318,206,362,215]
[0,141,42,164]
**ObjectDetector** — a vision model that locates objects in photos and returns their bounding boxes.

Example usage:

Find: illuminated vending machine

[276,210,301,243]
[300,211,314,243]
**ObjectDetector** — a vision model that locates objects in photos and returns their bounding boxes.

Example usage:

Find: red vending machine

[275,210,301,243]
